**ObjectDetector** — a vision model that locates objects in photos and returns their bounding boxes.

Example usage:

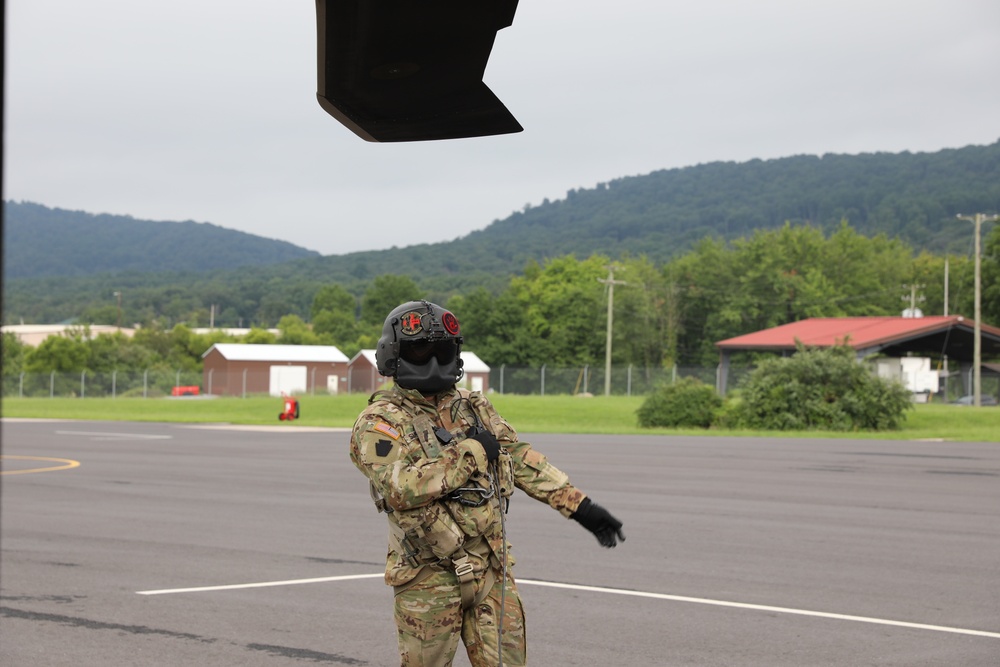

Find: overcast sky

[5,1,999,256]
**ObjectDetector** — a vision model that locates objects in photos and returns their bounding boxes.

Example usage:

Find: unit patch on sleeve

[375,439,393,457]
[374,421,400,440]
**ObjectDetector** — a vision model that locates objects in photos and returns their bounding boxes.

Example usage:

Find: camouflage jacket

[350,384,586,586]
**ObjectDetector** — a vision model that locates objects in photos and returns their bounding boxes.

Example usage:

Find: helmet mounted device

[376,300,465,393]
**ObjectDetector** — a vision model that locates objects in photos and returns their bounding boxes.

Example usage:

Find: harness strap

[389,529,496,611]
[452,552,478,609]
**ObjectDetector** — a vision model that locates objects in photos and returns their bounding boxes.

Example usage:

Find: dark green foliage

[2,332,29,375]
[636,377,723,428]
[4,142,1000,372]
[732,345,913,431]
[3,201,319,279]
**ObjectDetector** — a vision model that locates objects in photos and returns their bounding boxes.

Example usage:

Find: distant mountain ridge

[4,141,999,290]
[2,201,320,279]
[296,140,1000,286]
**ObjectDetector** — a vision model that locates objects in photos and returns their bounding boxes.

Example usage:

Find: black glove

[468,428,501,462]
[572,498,625,548]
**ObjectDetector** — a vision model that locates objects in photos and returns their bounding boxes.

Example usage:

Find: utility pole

[943,258,949,375]
[114,291,122,329]
[598,265,627,396]
[943,258,949,317]
[957,213,999,407]
[900,284,924,318]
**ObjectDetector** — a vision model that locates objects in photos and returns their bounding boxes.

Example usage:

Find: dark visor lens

[400,340,456,364]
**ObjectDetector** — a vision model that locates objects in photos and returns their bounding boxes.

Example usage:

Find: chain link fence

[3,370,204,398]
[488,364,755,396]
[2,366,743,398]
[5,364,990,400]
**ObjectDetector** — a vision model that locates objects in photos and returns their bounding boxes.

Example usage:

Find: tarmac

[2,419,998,666]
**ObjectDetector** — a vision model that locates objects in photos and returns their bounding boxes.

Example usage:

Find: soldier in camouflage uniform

[351,300,625,667]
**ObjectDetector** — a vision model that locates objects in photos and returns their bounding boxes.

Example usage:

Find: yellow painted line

[0,455,81,475]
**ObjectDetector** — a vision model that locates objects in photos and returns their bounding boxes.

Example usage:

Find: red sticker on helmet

[442,312,460,335]
[399,311,423,336]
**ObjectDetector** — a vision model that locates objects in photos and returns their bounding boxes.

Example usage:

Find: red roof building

[715,316,1000,394]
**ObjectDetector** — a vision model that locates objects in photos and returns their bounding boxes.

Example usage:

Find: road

[2,419,998,666]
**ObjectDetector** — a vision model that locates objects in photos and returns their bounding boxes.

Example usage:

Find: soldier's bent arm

[351,421,490,511]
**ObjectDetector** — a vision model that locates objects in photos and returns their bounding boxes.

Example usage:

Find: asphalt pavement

[2,419,998,666]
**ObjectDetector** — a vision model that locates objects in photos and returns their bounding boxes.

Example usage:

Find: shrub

[732,344,912,431]
[637,377,723,428]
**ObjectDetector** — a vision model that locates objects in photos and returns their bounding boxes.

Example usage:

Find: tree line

[5,140,999,328]
[5,223,998,378]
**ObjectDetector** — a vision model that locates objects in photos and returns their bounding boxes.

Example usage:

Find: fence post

[112,370,117,399]
[541,365,546,397]
[500,364,505,394]
[207,369,214,396]
[20,372,25,398]
[242,368,248,398]
[627,364,632,397]
[50,371,55,398]
[311,367,317,396]
[81,371,86,398]
[584,366,589,394]
[143,369,149,398]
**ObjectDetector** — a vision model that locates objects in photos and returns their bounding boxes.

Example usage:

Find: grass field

[2,394,997,442]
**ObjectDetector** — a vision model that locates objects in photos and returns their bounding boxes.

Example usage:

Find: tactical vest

[367,387,514,609]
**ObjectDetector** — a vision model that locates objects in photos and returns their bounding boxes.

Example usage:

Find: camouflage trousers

[394,566,526,667]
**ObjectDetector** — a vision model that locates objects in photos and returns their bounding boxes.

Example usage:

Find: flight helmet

[376,300,464,393]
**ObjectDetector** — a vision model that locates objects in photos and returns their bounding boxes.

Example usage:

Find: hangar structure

[715,316,1000,395]
[202,344,349,397]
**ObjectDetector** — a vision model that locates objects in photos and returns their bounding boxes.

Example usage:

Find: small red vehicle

[279,396,300,421]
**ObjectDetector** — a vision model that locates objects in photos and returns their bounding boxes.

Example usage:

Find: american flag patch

[374,422,400,440]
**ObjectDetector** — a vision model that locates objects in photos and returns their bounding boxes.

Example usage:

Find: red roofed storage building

[202,344,349,397]
[715,316,1000,395]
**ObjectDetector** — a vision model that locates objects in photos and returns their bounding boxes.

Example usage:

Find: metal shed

[202,343,349,397]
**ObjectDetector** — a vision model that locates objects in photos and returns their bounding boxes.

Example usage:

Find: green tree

[614,256,675,369]
[670,223,916,366]
[733,344,912,431]
[983,223,1000,326]
[505,255,609,366]
[311,284,357,319]
[276,315,320,345]
[2,332,29,375]
[85,331,157,372]
[24,333,89,373]
[243,327,279,344]
[311,284,361,347]
[360,275,422,327]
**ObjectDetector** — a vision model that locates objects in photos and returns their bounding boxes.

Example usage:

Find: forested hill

[477,140,1000,260]
[4,141,998,289]
[2,201,320,279]
[304,140,1000,284]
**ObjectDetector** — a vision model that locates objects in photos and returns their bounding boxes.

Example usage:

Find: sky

[5,1,999,256]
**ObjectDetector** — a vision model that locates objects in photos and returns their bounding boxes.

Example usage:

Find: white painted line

[136,574,1000,640]
[136,573,383,595]
[56,430,172,441]
[517,579,1000,640]
[179,424,350,433]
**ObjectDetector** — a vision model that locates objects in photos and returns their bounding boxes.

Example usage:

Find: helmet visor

[399,340,458,365]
